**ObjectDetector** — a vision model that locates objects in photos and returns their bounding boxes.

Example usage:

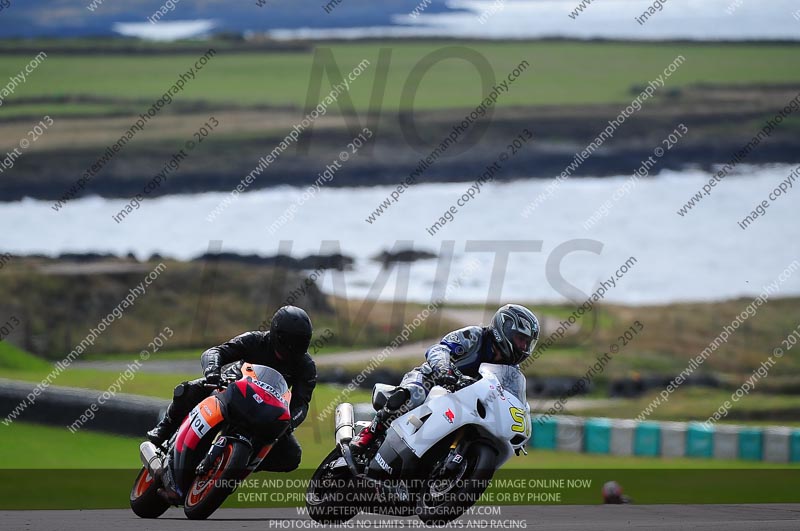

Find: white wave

[269,0,800,41]
[113,20,216,41]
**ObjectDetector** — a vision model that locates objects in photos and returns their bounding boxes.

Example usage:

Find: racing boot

[350,415,387,455]
[351,388,410,455]
[146,413,180,447]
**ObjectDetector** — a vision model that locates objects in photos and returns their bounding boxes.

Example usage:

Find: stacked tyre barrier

[0,377,168,437]
[531,415,800,463]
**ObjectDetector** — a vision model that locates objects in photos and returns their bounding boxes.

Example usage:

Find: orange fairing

[175,395,225,452]
[199,395,224,425]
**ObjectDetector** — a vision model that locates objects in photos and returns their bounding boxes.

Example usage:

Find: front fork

[441,428,467,474]
[196,432,265,475]
[195,436,228,476]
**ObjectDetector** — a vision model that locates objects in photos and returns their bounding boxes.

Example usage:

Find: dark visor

[277,332,311,355]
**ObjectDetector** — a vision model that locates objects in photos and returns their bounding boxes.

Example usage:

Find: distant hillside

[0,1,458,39]
[0,257,332,358]
[2,40,799,201]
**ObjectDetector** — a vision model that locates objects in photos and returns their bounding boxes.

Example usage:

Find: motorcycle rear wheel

[130,466,170,519]
[306,448,360,524]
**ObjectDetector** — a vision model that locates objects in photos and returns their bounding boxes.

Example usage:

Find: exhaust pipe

[334,403,354,444]
[139,441,164,478]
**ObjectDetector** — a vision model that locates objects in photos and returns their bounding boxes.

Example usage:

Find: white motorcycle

[306,363,531,525]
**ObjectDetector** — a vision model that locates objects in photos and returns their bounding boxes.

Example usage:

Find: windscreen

[248,364,290,405]
[479,363,527,404]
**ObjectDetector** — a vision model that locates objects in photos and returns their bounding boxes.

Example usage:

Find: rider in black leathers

[146,306,317,472]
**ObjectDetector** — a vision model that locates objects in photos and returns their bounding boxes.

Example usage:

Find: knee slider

[271,443,302,472]
[288,444,302,469]
[405,385,427,410]
[386,388,410,411]
[173,382,188,398]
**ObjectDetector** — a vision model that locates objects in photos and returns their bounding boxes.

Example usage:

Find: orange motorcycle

[130,363,291,520]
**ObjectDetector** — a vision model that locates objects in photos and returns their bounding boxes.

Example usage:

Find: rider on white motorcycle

[351,304,539,455]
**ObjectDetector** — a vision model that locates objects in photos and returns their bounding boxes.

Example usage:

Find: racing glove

[204,364,222,386]
[432,363,460,388]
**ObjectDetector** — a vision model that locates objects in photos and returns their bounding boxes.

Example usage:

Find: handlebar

[442,375,477,393]
[203,375,237,390]
[458,375,477,389]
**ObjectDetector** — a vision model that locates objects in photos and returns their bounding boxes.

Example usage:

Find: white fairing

[388,363,531,467]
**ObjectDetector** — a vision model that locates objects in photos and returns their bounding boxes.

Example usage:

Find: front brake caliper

[196,437,226,476]
[442,446,465,474]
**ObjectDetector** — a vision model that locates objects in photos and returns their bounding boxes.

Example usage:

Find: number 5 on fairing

[509,406,529,436]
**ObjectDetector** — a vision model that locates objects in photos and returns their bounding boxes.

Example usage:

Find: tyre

[183,440,250,520]
[130,466,170,519]
[306,448,360,524]
[415,442,496,526]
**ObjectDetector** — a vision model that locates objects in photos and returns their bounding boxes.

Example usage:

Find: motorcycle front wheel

[183,439,250,520]
[415,442,496,526]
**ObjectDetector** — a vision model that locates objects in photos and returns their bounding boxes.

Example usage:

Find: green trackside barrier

[738,428,763,461]
[583,417,611,454]
[686,422,714,458]
[634,421,661,457]
[531,415,557,449]
[791,430,800,462]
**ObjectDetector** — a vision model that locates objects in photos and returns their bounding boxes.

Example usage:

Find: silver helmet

[489,304,539,365]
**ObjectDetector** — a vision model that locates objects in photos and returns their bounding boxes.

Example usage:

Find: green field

[573,387,800,427]
[1,422,798,510]
[2,41,799,118]
[4,289,800,428]
[81,344,357,362]
[4,422,795,471]
[5,338,798,471]
[0,422,142,468]
[4,338,799,509]
[0,340,197,398]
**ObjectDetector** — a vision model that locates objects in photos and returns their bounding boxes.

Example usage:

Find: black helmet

[489,304,539,365]
[270,306,312,360]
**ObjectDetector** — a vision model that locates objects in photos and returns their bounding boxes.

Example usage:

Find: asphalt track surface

[5,505,800,530]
